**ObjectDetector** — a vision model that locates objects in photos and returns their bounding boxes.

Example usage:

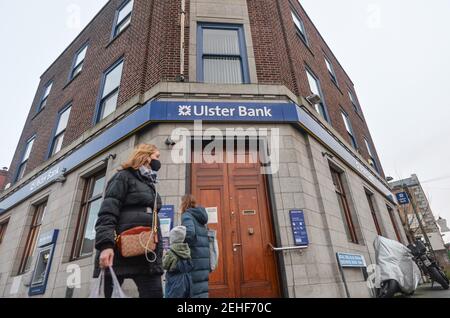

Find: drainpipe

[179,0,186,82]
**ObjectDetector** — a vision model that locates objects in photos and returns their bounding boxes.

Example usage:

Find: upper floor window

[341,110,357,149]
[38,82,53,111]
[16,137,35,182]
[198,24,250,84]
[364,137,380,173]
[70,44,88,80]
[49,105,71,157]
[291,11,308,44]
[348,90,359,113]
[96,59,124,122]
[306,68,328,122]
[72,170,106,259]
[113,0,134,38]
[324,56,337,84]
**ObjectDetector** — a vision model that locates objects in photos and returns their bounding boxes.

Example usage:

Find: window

[49,105,71,157]
[113,0,134,38]
[348,90,359,113]
[0,219,9,245]
[291,11,307,44]
[341,111,358,149]
[387,205,402,242]
[330,168,359,244]
[72,171,106,259]
[364,137,380,173]
[365,190,383,236]
[38,82,53,111]
[324,56,337,84]
[70,44,88,80]
[16,137,35,182]
[18,201,47,274]
[306,68,328,122]
[96,59,124,122]
[198,24,249,84]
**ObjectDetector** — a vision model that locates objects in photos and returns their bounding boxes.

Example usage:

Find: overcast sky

[1,1,449,240]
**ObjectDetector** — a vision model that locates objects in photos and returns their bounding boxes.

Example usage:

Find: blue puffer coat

[165,259,194,298]
[181,207,210,298]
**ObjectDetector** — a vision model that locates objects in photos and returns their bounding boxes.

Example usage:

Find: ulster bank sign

[149,101,300,123]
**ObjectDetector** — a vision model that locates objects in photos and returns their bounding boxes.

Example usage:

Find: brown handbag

[115,184,159,263]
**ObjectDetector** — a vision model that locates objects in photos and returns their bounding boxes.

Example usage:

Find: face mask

[150,159,162,172]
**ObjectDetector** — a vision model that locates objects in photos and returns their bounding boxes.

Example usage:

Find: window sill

[31,107,45,121]
[63,72,82,90]
[105,24,131,49]
[68,253,94,263]
[295,32,314,57]
[331,78,343,95]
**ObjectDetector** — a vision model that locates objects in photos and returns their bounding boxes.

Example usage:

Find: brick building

[0,0,405,298]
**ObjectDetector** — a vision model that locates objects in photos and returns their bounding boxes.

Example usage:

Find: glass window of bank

[49,105,72,157]
[16,137,35,182]
[198,24,250,84]
[72,171,106,259]
[306,68,329,122]
[113,0,134,38]
[97,59,124,122]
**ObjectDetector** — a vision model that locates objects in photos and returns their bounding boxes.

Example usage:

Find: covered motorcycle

[373,236,422,297]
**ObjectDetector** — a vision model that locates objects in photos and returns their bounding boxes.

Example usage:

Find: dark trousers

[105,274,163,298]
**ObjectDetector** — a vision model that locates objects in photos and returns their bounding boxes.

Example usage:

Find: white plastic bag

[208,230,219,272]
[90,267,129,298]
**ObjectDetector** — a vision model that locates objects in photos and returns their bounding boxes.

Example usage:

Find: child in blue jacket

[163,226,193,298]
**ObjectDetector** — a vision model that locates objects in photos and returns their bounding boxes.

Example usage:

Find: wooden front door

[191,142,281,298]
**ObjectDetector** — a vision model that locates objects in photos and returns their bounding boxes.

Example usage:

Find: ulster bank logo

[177,104,273,118]
[178,105,192,117]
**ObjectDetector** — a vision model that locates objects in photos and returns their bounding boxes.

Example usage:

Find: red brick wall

[8,0,384,184]
[7,0,187,184]
[248,0,384,177]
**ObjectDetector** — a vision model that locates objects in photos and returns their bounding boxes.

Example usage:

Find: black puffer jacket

[93,168,163,278]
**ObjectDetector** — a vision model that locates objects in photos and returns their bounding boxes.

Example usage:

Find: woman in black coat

[180,195,210,298]
[94,144,163,298]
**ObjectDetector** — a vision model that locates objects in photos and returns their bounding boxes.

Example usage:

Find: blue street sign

[289,210,309,246]
[336,253,366,268]
[396,192,410,205]
[159,205,175,250]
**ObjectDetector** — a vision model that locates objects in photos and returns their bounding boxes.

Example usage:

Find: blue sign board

[336,253,367,268]
[0,99,396,215]
[149,101,300,123]
[396,192,410,205]
[159,205,175,250]
[289,210,309,246]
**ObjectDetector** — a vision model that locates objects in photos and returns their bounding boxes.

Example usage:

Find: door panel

[191,142,281,298]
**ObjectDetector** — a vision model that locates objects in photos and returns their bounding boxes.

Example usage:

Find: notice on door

[206,207,218,224]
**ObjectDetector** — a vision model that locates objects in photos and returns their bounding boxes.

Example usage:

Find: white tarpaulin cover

[373,236,422,294]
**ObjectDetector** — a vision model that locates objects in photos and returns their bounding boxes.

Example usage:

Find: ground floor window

[71,170,106,259]
[387,205,402,242]
[365,190,383,236]
[0,218,9,245]
[18,201,47,274]
[330,167,359,244]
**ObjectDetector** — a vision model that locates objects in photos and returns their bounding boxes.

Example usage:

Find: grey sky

[1,1,449,240]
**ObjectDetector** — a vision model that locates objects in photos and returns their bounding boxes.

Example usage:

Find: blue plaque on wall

[289,210,309,246]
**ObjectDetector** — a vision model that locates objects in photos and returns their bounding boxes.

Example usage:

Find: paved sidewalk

[410,283,450,298]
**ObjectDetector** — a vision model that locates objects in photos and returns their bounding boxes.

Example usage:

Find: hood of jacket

[186,207,208,226]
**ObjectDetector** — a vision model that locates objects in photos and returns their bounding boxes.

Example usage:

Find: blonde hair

[181,194,197,213]
[121,144,159,170]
